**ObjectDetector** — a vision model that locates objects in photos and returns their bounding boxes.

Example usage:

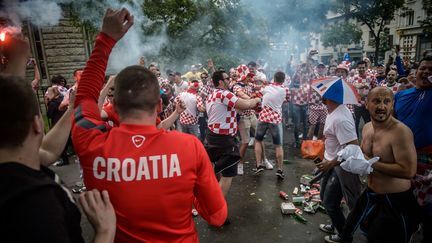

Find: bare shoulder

[392,120,414,140]
[362,122,373,135]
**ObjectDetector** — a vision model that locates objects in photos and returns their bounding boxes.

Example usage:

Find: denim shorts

[255,121,283,145]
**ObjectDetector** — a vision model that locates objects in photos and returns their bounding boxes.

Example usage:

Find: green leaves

[321,22,363,48]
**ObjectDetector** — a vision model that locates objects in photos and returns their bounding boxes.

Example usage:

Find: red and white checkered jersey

[232,82,255,117]
[348,74,377,106]
[158,77,169,87]
[175,91,203,125]
[380,81,401,94]
[258,83,290,124]
[292,82,310,105]
[367,69,376,76]
[206,89,239,136]
[199,83,214,102]
[309,88,326,110]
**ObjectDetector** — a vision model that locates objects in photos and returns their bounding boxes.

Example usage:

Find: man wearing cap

[316,63,327,77]
[176,79,205,137]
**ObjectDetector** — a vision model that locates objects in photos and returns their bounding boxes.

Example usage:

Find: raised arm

[72,8,134,155]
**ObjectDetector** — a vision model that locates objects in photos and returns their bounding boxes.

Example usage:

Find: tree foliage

[321,22,363,48]
[334,0,406,64]
[420,0,432,34]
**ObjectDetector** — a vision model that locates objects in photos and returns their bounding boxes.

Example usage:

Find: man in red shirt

[72,8,227,242]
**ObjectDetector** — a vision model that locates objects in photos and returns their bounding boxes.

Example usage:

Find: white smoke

[1,0,168,73]
[1,0,64,27]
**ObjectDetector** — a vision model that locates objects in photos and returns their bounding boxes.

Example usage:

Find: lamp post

[361,40,365,58]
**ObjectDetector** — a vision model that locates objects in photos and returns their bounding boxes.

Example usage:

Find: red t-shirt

[72,33,227,243]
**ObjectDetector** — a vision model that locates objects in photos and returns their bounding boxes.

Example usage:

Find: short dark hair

[73,68,83,76]
[357,61,367,67]
[0,74,40,148]
[248,61,257,67]
[212,70,226,87]
[114,65,160,117]
[51,75,66,85]
[273,71,285,84]
[419,56,432,67]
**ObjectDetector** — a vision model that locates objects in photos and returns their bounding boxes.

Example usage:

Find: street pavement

[51,126,422,243]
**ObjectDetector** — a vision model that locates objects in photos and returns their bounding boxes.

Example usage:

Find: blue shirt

[394,87,432,150]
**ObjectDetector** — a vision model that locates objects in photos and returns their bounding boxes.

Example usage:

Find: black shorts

[205,130,240,177]
[342,187,420,243]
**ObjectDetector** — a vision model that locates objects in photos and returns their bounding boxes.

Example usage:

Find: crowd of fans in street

[1,7,431,243]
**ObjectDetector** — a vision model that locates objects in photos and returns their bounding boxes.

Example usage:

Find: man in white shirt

[176,79,205,137]
[254,71,290,179]
[315,97,362,242]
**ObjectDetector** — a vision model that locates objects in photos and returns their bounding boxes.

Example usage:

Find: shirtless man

[332,87,419,243]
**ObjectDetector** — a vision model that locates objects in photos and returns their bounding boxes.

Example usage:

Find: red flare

[0,32,5,42]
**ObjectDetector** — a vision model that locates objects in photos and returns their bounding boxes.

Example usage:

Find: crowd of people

[0,7,431,243]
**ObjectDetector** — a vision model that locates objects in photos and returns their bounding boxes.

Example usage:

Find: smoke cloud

[1,0,64,27]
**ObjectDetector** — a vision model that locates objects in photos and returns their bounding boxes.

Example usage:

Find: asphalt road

[51,126,422,243]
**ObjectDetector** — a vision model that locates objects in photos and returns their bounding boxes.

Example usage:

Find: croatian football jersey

[176,91,203,125]
[206,89,239,136]
[349,74,377,106]
[258,83,290,124]
[380,81,401,94]
[72,33,227,243]
[292,82,310,105]
[232,82,254,117]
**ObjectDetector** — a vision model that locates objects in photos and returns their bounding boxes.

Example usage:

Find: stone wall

[23,18,91,118]
[40,19,88,83]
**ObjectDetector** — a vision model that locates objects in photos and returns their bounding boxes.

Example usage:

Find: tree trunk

[374,36,380,65]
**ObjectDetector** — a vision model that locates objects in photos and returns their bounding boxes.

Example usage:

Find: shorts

[205,130,240,177]
[255,121,283,145]
[238,114,257,144]
[308,108,327,125]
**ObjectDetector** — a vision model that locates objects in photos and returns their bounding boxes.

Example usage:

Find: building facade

[311,0,430,65]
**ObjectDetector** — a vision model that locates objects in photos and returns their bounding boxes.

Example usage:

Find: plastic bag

[301,140,324,160]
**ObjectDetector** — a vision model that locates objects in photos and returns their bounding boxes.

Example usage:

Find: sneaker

[254,165,265,174]
[319,224,336,234]
[324,234,351,243]
[276,169,285,179]
[263,159,273,170]
[237,163,244,176]
[248,138,255,147]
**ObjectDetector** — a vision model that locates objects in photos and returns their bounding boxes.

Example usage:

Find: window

[368,31,375,46]
[407,11,414,26]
